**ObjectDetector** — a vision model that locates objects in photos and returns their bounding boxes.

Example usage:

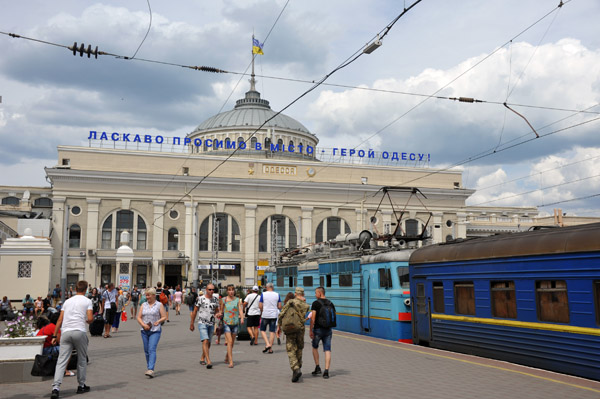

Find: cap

[252,285,259,291]
[295,287,305,295]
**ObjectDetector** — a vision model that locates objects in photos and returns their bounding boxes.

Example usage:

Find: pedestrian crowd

[1,280,336,398]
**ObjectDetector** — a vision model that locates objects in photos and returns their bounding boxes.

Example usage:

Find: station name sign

[87,131,431,163]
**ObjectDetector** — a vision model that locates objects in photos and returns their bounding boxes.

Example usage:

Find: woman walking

[220,284,244,368]
[112,290,127,333]
[173,286,183,315]
[136,288,167,378]
[88,288,101,315]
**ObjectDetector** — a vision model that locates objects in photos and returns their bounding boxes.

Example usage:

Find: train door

[413,279,431,343]
[361,269,372,333]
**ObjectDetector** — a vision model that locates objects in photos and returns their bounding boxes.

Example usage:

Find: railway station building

[2,79,577,291]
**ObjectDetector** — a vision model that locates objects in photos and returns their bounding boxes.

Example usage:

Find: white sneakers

[144,370,154,378]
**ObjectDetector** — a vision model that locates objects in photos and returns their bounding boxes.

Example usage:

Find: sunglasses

[207,288,214,291]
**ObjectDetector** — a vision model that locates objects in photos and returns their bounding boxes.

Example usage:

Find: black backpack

[316,299,336,328]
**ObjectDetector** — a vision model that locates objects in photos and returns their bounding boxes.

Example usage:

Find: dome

[189,89,313,137]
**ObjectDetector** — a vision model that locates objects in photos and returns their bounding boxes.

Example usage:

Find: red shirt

[37,323,56,347]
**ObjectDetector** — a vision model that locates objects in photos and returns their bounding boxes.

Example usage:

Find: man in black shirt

[309,286,336,379]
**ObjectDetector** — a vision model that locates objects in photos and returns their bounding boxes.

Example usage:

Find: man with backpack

[309,286,336,379]
[277,287,310,383]
[156,282,170,323]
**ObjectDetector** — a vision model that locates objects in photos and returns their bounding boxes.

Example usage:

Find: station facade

[1,82,547,291]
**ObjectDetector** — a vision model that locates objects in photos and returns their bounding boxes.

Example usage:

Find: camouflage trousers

[285,331,305,371]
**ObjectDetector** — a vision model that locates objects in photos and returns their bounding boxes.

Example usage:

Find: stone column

[85,198,101,285]
[432,212,443,244]
[301,206,313,246]
[51,197,66,285]
[456,213,468,239]
[152,201,166,285]
[244,204,257,285]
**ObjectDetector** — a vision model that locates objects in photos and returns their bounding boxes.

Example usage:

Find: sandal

[262,346,271,353]
[268,348,273,354]
[228,363,234,368]
[206,364,212,369]
[200,360,207,366]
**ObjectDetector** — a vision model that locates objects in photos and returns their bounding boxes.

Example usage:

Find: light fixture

[363,35,382,54]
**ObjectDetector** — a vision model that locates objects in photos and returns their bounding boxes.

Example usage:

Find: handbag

[121,312,128,322]
[31,346,59,377]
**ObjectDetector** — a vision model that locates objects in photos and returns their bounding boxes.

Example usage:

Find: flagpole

[251,34,256,91]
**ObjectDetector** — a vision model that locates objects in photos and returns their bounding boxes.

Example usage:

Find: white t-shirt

[61,294,93,333]
[244,293,261,316]
[259,291,281,319]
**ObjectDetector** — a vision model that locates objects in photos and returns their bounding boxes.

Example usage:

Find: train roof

[409,222,600,264]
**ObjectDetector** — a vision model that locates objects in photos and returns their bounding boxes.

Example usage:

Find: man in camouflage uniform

[277,287,310,383]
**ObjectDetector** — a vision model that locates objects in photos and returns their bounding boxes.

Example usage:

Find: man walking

[259,282,281,353]
[156,282,170,323]
[243,286,261,345]
[130,285,140,318]
[277,287,310,382]
[50,280,93,398]
[310,286,336,379]
[101,283,117,338]
[189,283,221,369]
[52,284,61,307]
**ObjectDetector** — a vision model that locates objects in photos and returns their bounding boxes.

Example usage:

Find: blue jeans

[311,327,333,351]
[140,329,161,370]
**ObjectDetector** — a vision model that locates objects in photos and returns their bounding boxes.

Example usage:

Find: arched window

[224,137,231,148]
[251,137,257,149]
[237,137,244,148]
[258,215,298,253]
[137,216,147,250]
[289,140,294,148]
[101,215,113,249]
[199,213,241,252]
[264,137,271,148]
[168,228,178,250]
[100,210,148,250]
[34,198,53,207]
[315,217,351,243]
[1,196,19,205]
[69,224,81,248]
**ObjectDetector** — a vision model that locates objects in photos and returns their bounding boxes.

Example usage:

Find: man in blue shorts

[189,283,221,369]
[309,286,336,379]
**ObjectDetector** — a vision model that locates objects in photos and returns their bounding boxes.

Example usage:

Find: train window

[379,268,392,289]
[397,267,409,288]
[303,276,313,287]
[491,281,517,319]
[339,274,353,287]
[277,276,284,287]
[326,275,332,288]
[416,284,426,314]
[595,281,600,326]
[454,282,475,315]
[536,280,569,323]
[320,276,324,287]
[288,276,294,288]
[433,282,444,313]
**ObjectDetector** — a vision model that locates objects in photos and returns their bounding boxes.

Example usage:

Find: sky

[1,0,599,216]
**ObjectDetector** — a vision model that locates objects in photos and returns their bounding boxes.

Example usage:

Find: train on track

[264,222,600,380]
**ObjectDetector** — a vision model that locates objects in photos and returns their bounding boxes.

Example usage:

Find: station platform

[5,307,600,398]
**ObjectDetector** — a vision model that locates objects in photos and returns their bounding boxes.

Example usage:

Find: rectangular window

[491,281,517,319]
[416,283,426,314]
[303,276,313,287]
[277,276,284,287]
[67,274,78,289]
[397,267,409,288]
[339,274,353,287]
[101,230,111,249]
[326,274,332,288]
[379,268,392,289]
[137,231,147,250]
[101,264,111,285]
[136,265,147,287]
[454,282,475,315]
[17,261,32,278]
[536,280,569,323]
[288,276,294,288]
[595,281,600,326]
[433,282,444,313]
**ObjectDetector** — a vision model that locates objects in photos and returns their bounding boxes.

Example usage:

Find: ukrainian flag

[252,38,264,55]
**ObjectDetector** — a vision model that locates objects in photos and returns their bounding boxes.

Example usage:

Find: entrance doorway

[164,264,182,289]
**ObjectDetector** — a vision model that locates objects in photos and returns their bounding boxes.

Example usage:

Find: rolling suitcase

[89,314,104,336]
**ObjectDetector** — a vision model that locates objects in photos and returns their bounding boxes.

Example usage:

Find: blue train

[409,223,600,381]
[264,247,415,343]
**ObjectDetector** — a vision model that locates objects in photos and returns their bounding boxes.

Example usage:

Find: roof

[189,89,312,136]
[409,222,600,264]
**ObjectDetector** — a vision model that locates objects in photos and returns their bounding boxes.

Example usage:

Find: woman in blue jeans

[136,288,167,378]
